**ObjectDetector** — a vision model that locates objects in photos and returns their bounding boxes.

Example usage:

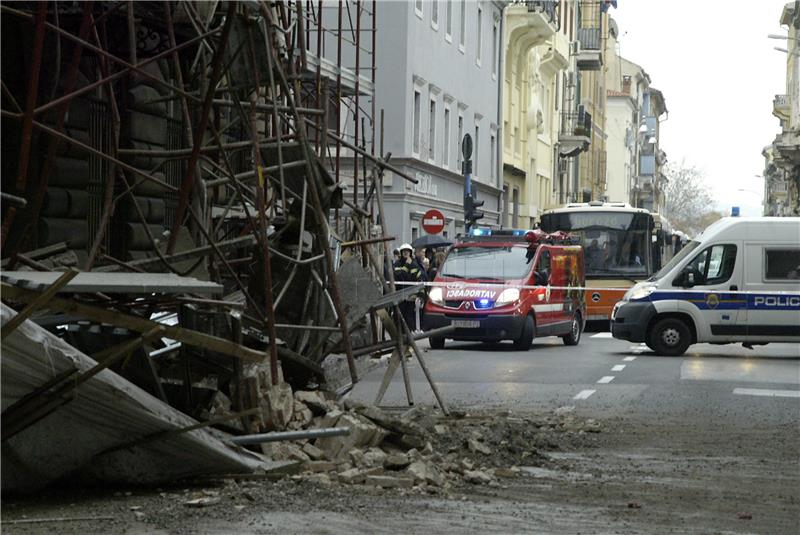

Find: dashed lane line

[733,388,800,398]
[591,332,613,338]
[597,376,615,384]
[623,356,637,362]
[573,389,596,400]
[611,364,626,372]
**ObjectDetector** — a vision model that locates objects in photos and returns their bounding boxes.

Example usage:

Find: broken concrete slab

[294,390,334,415]
[467,438,492,455]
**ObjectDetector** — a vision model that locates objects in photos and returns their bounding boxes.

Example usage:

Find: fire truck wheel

[648,317,691,356]
[429,336,445,350]
[513,315,535,350]
[562,312,582,346]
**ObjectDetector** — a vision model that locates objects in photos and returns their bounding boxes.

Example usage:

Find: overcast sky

[610,0,790,217]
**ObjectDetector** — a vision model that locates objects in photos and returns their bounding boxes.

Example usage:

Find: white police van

[611,217,800,356]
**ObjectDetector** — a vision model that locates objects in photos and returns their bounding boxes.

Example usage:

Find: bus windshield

[648,240,700,281]
[440,246,533,280]
[540,211,651,278]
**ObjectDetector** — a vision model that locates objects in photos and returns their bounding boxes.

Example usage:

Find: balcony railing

[640,154,656,176]
[773,94,790,121]
[561,107,592,137]
[512,1,559,26]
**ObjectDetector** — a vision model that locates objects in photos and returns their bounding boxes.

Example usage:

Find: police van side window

[764,248,800,281]
[677,244,737,286]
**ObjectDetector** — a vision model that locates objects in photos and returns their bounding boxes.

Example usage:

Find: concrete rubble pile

[238,385,604,492]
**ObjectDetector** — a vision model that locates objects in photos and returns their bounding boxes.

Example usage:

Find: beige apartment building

[501,1,611,228]
[764,1,800,216]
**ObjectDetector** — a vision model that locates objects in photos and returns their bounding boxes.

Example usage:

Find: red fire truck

[423,229,586,350]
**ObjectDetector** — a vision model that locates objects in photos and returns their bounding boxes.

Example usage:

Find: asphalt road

[345,331,800,534]
[350,330,800,422]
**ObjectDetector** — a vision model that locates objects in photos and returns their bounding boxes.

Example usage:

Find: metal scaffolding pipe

[230,426,350,445]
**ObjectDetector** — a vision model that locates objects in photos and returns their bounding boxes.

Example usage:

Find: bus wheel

[649,318,691,356]
[514,315,535,350]
[429,336,445,350]
[562,312,582,346]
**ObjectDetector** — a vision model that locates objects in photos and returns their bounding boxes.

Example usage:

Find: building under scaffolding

[0,1,449,491]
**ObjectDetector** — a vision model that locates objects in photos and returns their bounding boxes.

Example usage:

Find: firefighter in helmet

[394,243,423,330]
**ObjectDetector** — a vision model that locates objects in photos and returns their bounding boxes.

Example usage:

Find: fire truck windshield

[440,246,533,280]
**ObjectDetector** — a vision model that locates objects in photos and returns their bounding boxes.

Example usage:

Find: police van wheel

[514,315,535,350]
[429,336,445,350]
[649,318,691,356]
[562,312,582,346]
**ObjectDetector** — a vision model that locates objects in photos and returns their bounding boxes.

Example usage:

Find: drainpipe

[497,2,506,215]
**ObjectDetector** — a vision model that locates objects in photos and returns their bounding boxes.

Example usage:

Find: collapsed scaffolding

[0,1,451,491]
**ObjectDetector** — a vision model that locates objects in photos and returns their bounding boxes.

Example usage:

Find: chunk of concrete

[383,453,411,470]
[338,466,384,484]
[260,382,294,431]
[292,400,313,427]
[407,460,444,487]
[363,447,388,467]
[356,405,424,436]
[463,470,493,485]
[315,414,385,459]
[304,460,336,473]
[295,390,334,415]
[302,443,326,461]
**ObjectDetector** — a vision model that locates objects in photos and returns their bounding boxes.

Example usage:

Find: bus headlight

[496,288,520,305]
[429,287,444,305]
[625,284,656,301]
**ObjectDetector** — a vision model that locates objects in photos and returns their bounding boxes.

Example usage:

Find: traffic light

[464,194,485,232]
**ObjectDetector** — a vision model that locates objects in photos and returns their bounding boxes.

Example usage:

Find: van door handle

[729,285,738,291]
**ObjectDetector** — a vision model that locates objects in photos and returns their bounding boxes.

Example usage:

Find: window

[457,113,464,169]
[476,6,483,65]
[678,244,737,286]
[512,187,520,228]
[415,0,423,18]
[765,248,800,280]
[514,126,520,155]
[492,18,499,78]
[490,131,496,181]
[446,0,453,40]
[428,98,437,161]
[431,0,439,28]
[474,123,480,174]
[443,107,451,167]
[503,184,510,227]
[413,90,421,155]
[459,0,466,50]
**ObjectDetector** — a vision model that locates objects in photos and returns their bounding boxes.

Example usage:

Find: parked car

[423,229,586,350]
[611,217,800,356]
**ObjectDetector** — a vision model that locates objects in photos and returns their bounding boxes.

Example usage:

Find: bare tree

[663,161,720,236]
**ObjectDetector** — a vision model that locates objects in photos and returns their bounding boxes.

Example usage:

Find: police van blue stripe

[633,291,800,311]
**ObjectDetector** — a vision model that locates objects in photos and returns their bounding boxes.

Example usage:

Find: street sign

[461,133,472,160]
[422,208,446,235]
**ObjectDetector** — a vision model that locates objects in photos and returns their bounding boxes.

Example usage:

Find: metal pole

[230,426,350,445]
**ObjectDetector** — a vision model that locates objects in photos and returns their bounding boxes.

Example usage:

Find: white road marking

[611,364,626,372]
[573,389,596,400]
[592,332,613,338]
[733,388,800,398]
[623,356,637,362]
[597,376,615,384]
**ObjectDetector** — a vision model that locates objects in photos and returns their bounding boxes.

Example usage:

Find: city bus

[539,201,655,322]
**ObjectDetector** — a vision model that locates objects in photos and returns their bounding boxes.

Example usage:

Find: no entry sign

[422,209,446,235]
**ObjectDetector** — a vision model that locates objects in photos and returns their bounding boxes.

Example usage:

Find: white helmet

[399,243,413,253]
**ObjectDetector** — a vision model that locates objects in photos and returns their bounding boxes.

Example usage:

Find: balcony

[639,154,656,176]
[772,130,800,169]
[773,94,790,122]
[575,1,603,70]
[558,106,592,157]
[507,1,559,46]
